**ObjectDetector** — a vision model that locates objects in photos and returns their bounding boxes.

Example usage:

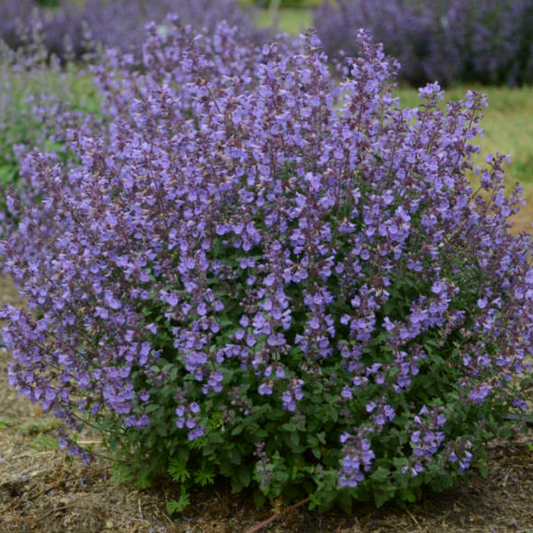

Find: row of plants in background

[0,15,532,511]
[5,0,533,87]
[0,0,266,61]
[315,0,533,86]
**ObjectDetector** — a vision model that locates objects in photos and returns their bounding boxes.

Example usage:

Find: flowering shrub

[2,27,533,510]
[314,0,533,86]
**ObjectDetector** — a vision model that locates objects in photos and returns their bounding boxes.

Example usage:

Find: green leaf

[275,470,290,483]
[373,484,396,508]
[155,423,168,437]
[400,489,417,503]
[373,489,390,508]
[336,490,353,514]
[166,489,190,515]
[253,488,266,508]
[229,448,242,465]
[477,448,489,478]
[239,467,252,488]
[168,458,190,483]
[370,466,390,483]
[194,470,215,486]
[210,432,225,444]
[281,423,297,432]
[288,424,300,439]
[177,447,189,464]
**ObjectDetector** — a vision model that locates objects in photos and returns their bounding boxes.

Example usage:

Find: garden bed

[1,276,532,533]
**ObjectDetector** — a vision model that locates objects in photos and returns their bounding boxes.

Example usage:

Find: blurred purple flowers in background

[0,0,266,61]
[315,0,533,86]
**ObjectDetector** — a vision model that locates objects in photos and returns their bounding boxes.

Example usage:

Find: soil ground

[1,275,533,533]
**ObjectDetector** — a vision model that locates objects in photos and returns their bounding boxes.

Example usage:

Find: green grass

[18,418,62,435]
[254,8,313,34]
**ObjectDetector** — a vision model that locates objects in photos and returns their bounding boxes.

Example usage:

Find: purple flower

[469,384,493,404]
[104,290,122,310]
[258,382,273,396]
[431,281,447,295]
[341,386,353,399]
[365,401,376,413]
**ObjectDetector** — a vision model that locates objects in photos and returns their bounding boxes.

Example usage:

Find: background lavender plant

[0,0,88,60]
[314,0,533,87]
[80,0,267,53]
[0,0,266,61]
[1,25,533,511]
[427,0,533,86]
[314,0,433,87]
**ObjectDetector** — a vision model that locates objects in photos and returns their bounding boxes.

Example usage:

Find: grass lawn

[254,7,313,33]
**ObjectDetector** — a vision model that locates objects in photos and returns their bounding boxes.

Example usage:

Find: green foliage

[166,488,191,515]
[167,461,193,515]
[168,456,191,483]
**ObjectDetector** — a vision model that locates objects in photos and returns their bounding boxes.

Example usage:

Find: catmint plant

[1,25,532,510]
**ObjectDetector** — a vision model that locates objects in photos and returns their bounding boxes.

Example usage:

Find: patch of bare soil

[1,275,532,533]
